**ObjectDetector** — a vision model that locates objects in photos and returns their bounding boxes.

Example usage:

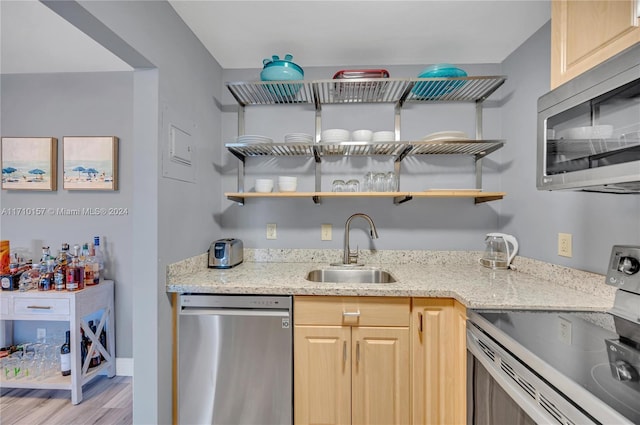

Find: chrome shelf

[225,76,506,106]
[226,140,504,160]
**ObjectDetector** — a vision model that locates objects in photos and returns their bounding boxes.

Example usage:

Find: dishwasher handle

[180,308,290,318]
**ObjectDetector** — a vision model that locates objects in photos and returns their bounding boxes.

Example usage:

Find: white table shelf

[0,281,115,404]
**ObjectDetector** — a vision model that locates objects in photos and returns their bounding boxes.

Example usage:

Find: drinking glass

[346,179,360,192]
[385,172,398,192]
[363,172,375,192]
[373,173,386,192]
[331,179,346,192]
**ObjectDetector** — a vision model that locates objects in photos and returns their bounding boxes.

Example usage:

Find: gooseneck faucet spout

[341,213,378,266]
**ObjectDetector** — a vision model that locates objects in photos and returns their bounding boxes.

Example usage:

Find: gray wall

[0,71,134,356]
[68,2,224,424]
[500,22,640,273]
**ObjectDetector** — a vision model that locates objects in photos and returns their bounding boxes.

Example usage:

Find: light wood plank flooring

[0,375,132,425]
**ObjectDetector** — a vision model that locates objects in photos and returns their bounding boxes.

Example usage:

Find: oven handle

[180,308,290,318]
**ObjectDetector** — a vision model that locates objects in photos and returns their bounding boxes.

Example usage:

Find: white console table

[0,280,115,404]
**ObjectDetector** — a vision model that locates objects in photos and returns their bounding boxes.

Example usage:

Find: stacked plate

[422,131,469,142]
[284,133,313,143]
[373,131,395,142]
[278,176,297,192]
[236,135,273,144]
[321,129,350,143]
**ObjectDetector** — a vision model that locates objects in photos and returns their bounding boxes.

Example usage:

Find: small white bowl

[255,178,274,193]
[372,130,395,142]
[352,129,373,141]
[322,129,350,142]
[278,183,297,192]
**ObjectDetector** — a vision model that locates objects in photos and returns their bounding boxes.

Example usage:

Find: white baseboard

[116,357,134,376]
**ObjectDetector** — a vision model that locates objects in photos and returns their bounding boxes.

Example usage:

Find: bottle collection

[0,321,108,380]
[0,236,105,292]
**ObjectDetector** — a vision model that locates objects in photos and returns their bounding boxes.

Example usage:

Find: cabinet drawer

[294,296,410,327]
[14,298,70,316]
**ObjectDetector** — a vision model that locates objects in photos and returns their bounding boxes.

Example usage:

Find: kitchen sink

[305,268,396,284]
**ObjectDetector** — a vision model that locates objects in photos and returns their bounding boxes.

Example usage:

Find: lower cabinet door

[352,326,410,425]
[294,325,351,425]
[411,298,467,425]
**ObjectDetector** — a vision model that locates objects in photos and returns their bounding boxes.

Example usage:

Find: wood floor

[0,375,132,425]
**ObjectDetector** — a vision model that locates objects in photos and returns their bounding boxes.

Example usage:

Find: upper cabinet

[551,0,640,89]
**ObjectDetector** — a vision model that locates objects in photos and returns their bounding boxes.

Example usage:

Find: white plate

[422,131,469,142]
[237,135,273,144]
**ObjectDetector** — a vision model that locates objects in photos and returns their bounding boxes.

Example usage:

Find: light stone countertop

[166,249,615,311]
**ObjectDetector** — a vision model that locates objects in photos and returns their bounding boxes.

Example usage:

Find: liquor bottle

[93,236,104,281]
[80,328,88,367]
[81,243,94,286]
[40,246,51,264]
[89,243,100,285]
[88,321,101,368]
[60,330,71,376]
[38,260,54,291]
[99,326,107,362]
[66,256,82,291]
[54,248,67,291]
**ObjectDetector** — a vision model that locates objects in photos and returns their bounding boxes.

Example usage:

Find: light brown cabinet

[294,296,410,425]
[411,298,467,425]
[293,296,467,425]
[551,0,640,88]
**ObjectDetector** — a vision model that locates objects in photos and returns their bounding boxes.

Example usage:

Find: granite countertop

[166,249,615,311]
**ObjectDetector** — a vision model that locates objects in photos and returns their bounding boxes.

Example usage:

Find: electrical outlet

[37,328,46,341]
[321,224,332,241]
[558,317,572,345]
[266,223,277,240]
[558,233,572,257]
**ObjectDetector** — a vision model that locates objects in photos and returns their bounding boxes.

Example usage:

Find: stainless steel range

[467,245,640,424]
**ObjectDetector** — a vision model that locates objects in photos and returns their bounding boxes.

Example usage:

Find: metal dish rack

[225,76,506,204]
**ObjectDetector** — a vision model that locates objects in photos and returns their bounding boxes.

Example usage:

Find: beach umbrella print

[2,167,17,174]
[72,166,85,178]
[83,168,99,179]
[29,169,46,180]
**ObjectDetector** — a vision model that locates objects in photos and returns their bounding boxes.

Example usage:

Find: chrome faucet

[336,213,378,266]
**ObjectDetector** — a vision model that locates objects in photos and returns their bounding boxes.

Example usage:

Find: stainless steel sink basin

[306,268,396,284]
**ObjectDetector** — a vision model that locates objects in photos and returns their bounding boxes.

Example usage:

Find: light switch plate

[558,233,572,257]
[267,223,277,240]
[321,224,332,241]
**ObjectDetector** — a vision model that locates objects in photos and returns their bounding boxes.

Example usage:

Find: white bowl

[255,178,274,193]
[352,129,373,141]
[322,129,350,142]
[278,183,297,192]
[372,131,395,142]
[278,176,297,182]
[556,125,614,140]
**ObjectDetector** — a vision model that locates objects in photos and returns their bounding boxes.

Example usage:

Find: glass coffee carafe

[480,233,519,269]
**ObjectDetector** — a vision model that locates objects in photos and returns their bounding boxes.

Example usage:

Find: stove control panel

[607,245,640,294]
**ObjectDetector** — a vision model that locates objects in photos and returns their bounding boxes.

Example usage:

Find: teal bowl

[261,54,304,98]
[412,64,467,98]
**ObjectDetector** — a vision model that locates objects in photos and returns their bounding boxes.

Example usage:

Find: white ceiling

[0,0,550,74]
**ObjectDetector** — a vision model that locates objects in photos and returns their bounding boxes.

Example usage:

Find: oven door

[467,321,598,425]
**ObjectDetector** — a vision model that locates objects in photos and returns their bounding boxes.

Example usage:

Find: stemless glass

[363,172,375,192]
[385,172,398,192]
[346,179,360,192]
[373,173,386,192]
[331,179,346,192]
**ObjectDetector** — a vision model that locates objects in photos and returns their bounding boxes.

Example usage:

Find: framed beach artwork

[63,136,119,191]
[1,137,57,191]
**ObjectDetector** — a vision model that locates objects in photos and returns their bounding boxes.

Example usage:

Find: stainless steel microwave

[537,44,640,193]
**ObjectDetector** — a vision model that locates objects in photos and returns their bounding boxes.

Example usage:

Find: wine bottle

[60,330,71,376]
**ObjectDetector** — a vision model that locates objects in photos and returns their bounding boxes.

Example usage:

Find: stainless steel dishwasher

[178,294,292,425]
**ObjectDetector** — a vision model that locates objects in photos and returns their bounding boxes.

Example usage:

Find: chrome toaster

[208,238,243,268]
